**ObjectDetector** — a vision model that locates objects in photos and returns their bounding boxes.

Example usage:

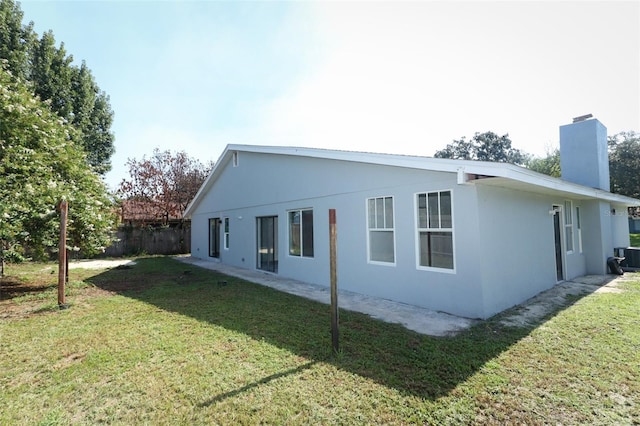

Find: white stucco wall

[190,151,491,318]
[189,149,633,319]
[470,185,594,317]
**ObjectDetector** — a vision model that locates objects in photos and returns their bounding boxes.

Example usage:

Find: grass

[1,257,639,424]
[630,233,640,247]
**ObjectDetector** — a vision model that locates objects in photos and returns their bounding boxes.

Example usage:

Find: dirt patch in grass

[0,276,57,300]
[0,278,113,320]
[87,269,180,294]
[0,261,137,320]
[0,259,162,320]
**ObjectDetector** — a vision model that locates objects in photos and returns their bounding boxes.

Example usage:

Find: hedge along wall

[103,226,191,257]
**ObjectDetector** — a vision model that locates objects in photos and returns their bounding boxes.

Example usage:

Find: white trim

[223,217,230,250]
[576,206,583,253]
[564,200,574,254]
[414,189,456,274]
[365,196,396,266]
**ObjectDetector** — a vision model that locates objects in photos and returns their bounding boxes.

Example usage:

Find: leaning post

[329,209,339,353]
[58,200,68,308]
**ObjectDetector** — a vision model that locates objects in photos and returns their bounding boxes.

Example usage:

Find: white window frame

[564,200,574,254]
[576,206,582,253]
[223,217,230,250]
[288,208,314,258]
[232,151,239,167]
[366,196,396,265]
[415,190,455,273]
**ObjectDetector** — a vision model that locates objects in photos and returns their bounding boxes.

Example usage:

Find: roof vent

[572,113,593,123]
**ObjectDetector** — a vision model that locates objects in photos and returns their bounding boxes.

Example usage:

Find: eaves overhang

[184,144,640,217]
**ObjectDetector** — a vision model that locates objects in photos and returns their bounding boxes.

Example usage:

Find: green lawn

[1,257,639,424]
[631,233,640,247]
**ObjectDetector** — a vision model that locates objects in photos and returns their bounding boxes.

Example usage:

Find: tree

[526,148,560,177]
[117,149,212,226]
[0,63,115,273]
[0,0,34,80]
[525,132,640,198]
[30,31,74,119]
[609,131,640,199]
[80,86,114,174]
[0,0,115,173]
[434,131,529,165]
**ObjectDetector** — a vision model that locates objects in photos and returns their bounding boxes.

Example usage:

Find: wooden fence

[103,226,191,257]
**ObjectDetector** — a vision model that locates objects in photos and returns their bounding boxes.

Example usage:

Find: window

[564,201,574,253]
[223,217,230,250]
[367,196,395,263]
[416,191,454,270]
[576,206,582,253]
[232,151,239,167]
[289,209,314,257]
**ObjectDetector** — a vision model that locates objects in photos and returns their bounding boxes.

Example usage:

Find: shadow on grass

[199,361,318,407]
[0,276,56,300]
[85,257,585,400]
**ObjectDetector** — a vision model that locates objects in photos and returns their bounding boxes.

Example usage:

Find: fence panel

[103,227,191,257]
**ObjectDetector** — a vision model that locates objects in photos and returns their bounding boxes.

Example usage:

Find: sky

[18,0,640,190]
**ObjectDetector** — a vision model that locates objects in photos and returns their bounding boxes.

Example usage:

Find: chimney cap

[572,114,593,123]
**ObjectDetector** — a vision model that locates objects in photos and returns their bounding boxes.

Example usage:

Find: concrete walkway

[173,256,627,337]
[174,256,478,336]
[498,274,625,328]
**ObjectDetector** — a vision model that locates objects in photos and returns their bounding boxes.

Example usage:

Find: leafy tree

[79,85,114,174]
[0,0,115,174]
[525,132,640,199]
[0,63,115,273]
[434,131,529,165]
[30,31,74,118]
[609,131,640,199]
[118,149,212,226]
[0,0,34,80]
[526,148,560,177]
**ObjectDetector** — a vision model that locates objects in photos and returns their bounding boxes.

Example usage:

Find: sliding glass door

[209,218,221,258]
[257,216,278,273]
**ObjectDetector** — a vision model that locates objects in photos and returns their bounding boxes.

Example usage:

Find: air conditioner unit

[615,247,640,269]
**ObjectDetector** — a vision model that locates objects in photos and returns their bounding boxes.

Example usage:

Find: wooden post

[329,209,339,353]
[58,200,68,308]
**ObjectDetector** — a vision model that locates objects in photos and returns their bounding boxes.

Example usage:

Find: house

[184,118,640,319]
[118,199,186,228]
[103,199,191,257]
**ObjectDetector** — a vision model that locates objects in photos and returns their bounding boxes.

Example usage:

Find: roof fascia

[184,144,640,217]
